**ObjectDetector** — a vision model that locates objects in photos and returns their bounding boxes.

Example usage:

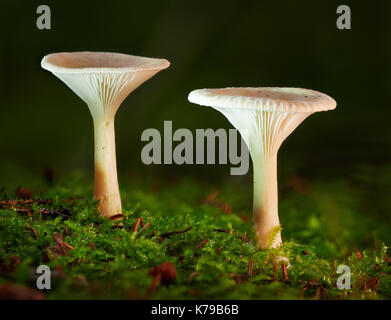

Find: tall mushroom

[41,52,170,217]
[188,87,336,249]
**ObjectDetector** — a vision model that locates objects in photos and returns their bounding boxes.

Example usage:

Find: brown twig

[160,226,193,239]
[204,191,232,214]
[52,233,74,252]
[299,279,323,293]
[28,224,38,240]
[84,222,94,233]
[273,257,277,281]
[63,225,70,236]
[282,263,288,281]
[133,218,142,233]
[248,259,254,277]
[108,213,125,221]
[213,229,250,242]
[229,273,249,285]
[267,253,277,281]
[195,238,210,251]
[138,222,151,234]
[188,272,200,283]
[0,199,52,206]
[62,242,74,250]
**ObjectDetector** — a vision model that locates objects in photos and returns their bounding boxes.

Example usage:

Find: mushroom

[188,87,336,249]
[41,52,170,217]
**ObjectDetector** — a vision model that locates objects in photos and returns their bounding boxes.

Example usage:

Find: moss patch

[0,165,391,300]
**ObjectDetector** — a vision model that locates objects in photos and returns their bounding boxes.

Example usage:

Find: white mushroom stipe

[188,87,336,249]
[42,52,170,217]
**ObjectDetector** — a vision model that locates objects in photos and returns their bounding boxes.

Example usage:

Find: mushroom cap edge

[188,87,336,113]
[41,51,170,75]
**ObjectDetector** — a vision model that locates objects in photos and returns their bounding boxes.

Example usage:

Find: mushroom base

[93,118,122,217]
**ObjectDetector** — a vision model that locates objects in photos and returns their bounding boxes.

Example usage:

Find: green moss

[0,165,390,300]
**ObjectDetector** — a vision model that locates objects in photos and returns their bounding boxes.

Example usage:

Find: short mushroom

[41,52,170,217]
[188,87,336,249]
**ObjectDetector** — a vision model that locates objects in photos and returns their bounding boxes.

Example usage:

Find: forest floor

[0,164,390,299]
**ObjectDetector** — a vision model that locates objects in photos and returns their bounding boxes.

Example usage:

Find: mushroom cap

[188,87,336,113]
[41,51,170,74]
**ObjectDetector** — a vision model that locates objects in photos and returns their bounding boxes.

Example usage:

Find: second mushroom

[42,52,170,217]
[188,87,336,249]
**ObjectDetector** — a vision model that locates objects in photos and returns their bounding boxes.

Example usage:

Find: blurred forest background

[0,0,390,190]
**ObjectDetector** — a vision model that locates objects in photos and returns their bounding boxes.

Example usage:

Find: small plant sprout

[42,52,170,217]
[188,87,336,249]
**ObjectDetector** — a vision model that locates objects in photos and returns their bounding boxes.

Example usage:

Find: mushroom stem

[252,154,281,249]
[93,116,121,217]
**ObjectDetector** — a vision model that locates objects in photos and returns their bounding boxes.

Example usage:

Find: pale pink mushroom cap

[41,52,170,119]
[188,87,336,113]
[41,51,170,74]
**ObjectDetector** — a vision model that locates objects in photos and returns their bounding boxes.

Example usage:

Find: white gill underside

[217,108,311,160]
[54,72,136,119]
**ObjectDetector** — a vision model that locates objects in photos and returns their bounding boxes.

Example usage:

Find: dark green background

[0,0,390,189]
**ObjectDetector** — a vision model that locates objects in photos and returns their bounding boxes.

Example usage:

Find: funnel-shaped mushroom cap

[42,52,170,119]
[189,87,336,249]
[41,52,170,218]
[188,87,336,112]
[188,87,336,157]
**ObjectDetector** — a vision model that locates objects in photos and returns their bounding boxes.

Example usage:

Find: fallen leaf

[16,187,34,199]
[360,277,379,291]
[0,283,45,300]
[356,251,362,261]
